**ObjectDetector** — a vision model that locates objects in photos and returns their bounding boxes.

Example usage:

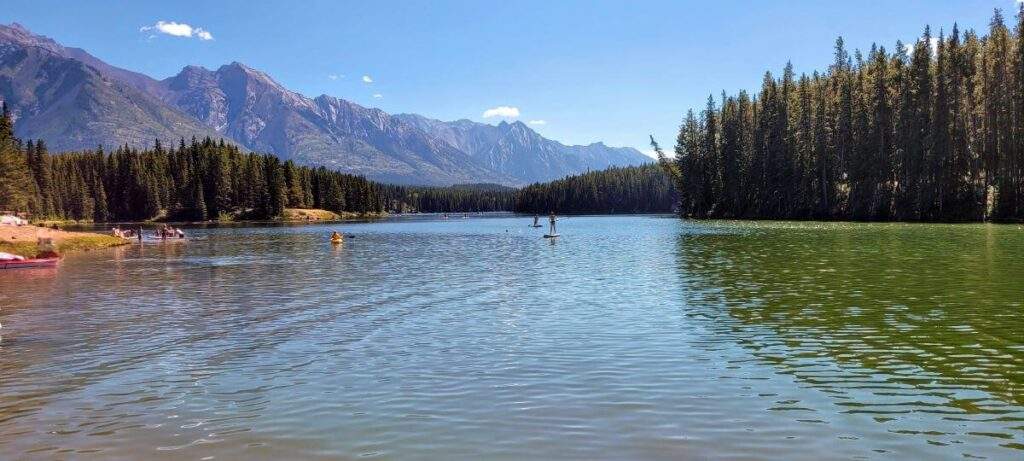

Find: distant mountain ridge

[0,23,223,152]
[393,114,647,183]
[0,23,649,185]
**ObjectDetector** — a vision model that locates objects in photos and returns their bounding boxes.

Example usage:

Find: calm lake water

[1,215,1022,460]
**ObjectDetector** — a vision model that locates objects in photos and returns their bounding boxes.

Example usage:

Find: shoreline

[0,225,128,258]
[32,209,388,228]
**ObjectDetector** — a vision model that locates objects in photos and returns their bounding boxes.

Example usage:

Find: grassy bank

[28,208,386,227]
[0,226,127,257]
[281,208,386,222]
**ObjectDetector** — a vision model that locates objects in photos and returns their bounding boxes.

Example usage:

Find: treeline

[658,9,1024,222]
[1,103,669,219]
[0,105,520,220]
[0,103,385,221]
[514,163,673,214]
[381,184,516,213]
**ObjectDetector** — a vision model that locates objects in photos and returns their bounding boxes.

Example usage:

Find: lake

[1,215,1022,460]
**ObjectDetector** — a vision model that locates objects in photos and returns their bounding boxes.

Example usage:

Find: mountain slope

[394,114,651,183]
[0,23,221,152]
[0,23,649,185]
[155,63,513,184]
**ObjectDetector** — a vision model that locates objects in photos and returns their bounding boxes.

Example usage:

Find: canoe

[0,257,60,270]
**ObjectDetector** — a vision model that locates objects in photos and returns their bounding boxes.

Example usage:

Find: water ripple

[0,216,1021,459]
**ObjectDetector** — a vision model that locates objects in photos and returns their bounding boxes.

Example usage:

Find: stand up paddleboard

[543,234,560,238]
[530,224,542,228]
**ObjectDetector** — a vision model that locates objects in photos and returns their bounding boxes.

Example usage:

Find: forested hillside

[0,103,667,220]
[4,132,385,222]
[514,164,674,214]
[659,9,1024,222]
[0,102,511,220]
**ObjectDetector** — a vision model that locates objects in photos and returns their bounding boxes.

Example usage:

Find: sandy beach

[0,225,127,257]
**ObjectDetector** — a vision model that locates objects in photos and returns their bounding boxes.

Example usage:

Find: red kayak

[0,257,60,270]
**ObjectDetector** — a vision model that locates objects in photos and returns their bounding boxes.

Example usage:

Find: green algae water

[0,215,1021,459]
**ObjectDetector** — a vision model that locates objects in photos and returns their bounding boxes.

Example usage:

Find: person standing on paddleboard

[549,211,557,236]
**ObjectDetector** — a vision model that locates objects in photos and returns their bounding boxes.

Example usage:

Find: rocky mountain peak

[0,22,649,186]
[166,65,215,87]
[0,23,63,53]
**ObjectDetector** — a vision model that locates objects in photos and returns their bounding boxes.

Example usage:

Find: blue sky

[0,0,1017,156]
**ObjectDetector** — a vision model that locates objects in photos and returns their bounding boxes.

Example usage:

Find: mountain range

[0,23,649,185]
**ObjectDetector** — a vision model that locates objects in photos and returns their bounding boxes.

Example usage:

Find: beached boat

[0,257,60,270]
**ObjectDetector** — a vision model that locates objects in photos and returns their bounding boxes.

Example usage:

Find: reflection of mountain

[674,222,1024,412]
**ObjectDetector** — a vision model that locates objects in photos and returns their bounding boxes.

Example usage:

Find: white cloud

[482,106,520,118]
[528,119,547,125]
[328,74,342,80]
[372,93,383,98]
[140,21,213,41]
[362,75,373,83]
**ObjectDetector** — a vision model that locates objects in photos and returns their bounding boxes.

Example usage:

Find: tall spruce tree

[0,103,34,213]
[657,11,1024,222]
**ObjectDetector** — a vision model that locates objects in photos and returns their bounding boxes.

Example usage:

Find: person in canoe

[331,231,344,244]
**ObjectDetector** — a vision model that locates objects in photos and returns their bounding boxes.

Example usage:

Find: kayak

[0,257,60,270]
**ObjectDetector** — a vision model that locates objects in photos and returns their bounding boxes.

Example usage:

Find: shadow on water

[674,221,1024,451]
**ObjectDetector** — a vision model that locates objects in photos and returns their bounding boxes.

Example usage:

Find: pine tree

[265,156,286,218]
[0,103,34,213]
[654,12,1024,222]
